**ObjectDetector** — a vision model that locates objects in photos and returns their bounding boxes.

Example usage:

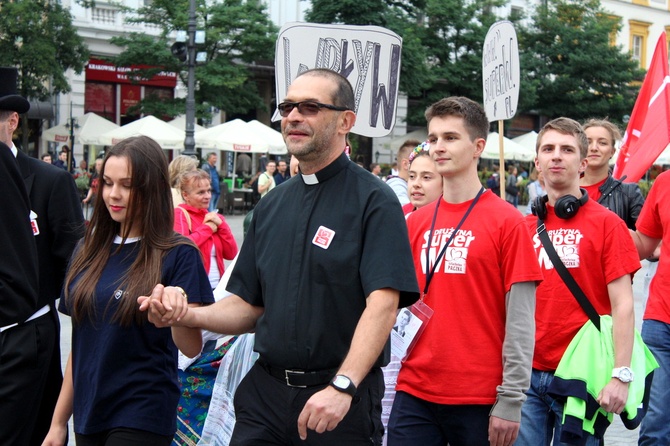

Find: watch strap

[330,374,356,397]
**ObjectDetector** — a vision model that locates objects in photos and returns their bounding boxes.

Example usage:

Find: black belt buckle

[284,369,307,388]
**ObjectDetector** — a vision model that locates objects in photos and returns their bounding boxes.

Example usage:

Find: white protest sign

[482,21,520,122]
[274,22,402,137]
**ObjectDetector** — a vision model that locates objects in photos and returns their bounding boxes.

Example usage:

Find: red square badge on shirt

[312,226,335,250]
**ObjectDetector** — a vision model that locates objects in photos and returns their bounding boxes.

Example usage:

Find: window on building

[629,20,652,68]
[632,35,643,63]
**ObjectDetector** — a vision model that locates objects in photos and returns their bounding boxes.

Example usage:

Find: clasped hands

[138,284,190,327]
[203,212,222,232]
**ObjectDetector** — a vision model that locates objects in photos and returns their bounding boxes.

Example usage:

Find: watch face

[333,375,351,388]
[620,368,633,381]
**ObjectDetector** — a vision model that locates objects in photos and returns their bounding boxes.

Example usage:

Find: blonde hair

[168,155,199,188]
[180,169,211,194]
[582,119,622,147]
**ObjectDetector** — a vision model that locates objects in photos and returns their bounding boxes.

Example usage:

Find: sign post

[482,21,520,199]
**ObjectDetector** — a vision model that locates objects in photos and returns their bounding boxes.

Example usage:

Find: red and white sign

[312,226,336,250]
[86,58,177,88]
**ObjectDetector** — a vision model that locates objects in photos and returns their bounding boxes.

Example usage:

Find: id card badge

[390,297,434,361]
[30,211,39,236]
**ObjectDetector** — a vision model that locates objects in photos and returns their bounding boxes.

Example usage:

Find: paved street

[58,209,648,445]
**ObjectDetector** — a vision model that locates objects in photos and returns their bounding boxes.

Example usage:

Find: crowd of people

[2,63,669,446]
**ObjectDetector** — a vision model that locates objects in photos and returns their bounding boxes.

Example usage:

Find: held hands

[137,284,189,328]
[597,378,629,414]
[297,386,352,440]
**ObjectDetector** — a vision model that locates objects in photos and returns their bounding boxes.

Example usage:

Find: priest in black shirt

[142,68,419,445]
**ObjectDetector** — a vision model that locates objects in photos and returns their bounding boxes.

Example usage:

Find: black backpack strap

[537,219,601,331]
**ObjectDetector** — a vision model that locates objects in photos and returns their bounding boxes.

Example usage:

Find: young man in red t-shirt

[517,118,639,446]
[389,97,543,446]
[629,171,670,445]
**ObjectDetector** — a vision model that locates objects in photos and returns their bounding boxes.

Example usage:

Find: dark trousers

[231,362,384,445]
[387,391,492,446]
[75,428,172,446]
[0,310,61,446]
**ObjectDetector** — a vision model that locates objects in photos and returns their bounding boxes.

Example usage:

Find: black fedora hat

[0,67,30,114]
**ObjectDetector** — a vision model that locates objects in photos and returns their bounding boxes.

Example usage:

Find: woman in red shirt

[174,169,237,289]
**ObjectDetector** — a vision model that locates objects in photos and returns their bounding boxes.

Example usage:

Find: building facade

[44,1,670,164]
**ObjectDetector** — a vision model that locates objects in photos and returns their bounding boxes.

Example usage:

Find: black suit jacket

[0,144,39,326]
[16,151,85,310]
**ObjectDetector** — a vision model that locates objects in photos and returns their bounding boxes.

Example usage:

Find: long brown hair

[64,136,191,326]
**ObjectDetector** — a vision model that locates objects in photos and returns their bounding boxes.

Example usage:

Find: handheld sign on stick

[274,22,403,138]
[482,21,520,199]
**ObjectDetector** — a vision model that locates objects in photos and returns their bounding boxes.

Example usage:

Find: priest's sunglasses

[277,100,350,117]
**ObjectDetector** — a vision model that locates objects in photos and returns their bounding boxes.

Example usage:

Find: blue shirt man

[202,152,220,212]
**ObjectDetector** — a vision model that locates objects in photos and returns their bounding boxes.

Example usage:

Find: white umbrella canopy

[195,119,270,153]
[167,115,206,133]
[482,132,535,162]
[42,112,119,145]
[247,120,287,155]
[653,143,670,165]
[385,129,428,150]
[512,131,538,155]
[97,116,186,149]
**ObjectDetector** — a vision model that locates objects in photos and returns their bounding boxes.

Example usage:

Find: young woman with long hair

[581,118,645,229]
[42,136,213,446]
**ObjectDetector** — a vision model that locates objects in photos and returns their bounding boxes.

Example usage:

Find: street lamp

[171,0,206,157]
[64,102,79,173]
[183,0,197,156]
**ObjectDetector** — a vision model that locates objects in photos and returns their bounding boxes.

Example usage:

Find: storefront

[84,58,177,125]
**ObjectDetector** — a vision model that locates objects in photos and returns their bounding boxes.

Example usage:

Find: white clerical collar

[299,153,350,186]
[301,173,319,185]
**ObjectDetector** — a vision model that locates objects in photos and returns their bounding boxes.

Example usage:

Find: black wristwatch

[330,374,357,397]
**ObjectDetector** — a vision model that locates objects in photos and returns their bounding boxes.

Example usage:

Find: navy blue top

[59,240,213,436]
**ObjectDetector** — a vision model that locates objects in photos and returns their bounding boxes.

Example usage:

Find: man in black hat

[0,66,84,445]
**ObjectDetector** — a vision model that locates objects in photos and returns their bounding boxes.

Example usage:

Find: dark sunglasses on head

[277,100,350,117]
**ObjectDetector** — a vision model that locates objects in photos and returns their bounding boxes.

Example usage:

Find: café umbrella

[42,112,119,145]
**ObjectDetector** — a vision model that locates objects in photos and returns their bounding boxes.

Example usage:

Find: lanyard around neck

[423,187,484,295]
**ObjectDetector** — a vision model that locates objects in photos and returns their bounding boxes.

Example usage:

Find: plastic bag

[197,333,258,446]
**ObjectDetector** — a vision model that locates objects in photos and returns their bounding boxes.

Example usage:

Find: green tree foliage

[406,0,506,125]
[0,0,89,100]
[308,0,507,126]
[110,0,278,119]
[517,0,642,123]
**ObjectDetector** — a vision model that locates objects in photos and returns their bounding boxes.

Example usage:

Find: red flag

[613,33,670,182]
